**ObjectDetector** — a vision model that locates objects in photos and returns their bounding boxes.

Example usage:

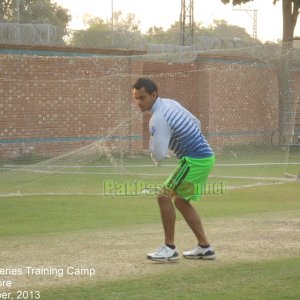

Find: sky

[54,0,298,43]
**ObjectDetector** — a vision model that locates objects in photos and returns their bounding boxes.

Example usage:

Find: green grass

[0,152,299,299]
[1,150,299,195]
[0,183,299,238]
[1,163,298,195]
[0,195,159,237]
[198,182,300,217]
[40,257,300,300]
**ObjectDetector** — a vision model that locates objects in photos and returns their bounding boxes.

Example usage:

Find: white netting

[0,45,299,196]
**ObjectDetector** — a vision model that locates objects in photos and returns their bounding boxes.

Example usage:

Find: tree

[207,19,259,43]
[70,12,142,49]
[144,19,258,45]
[0,0,70,27]
[221,0,300,47]
[70,16,111,48]
[0,0,70,45]
[222,1,300,159]
[112,10,140,32]
[280,0,300,46]
[145,26,169,44]
[0,0,14,21]
[145,22,182,44]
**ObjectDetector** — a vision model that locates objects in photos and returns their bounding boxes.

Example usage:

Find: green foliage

[112,10,140,32]
[0,0,70,26]
[70,8,258,48]
[221,0,300,44]
[221,0,253,4]
[0,0,13,20]
[70,11,141,48]
[206,19,258,42]
[70,18,111,48]
[145,19,258,45]
[145,22,181,44]
[220,0,284,6]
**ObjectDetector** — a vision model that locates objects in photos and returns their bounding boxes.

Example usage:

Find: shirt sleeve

[149,113,171,162]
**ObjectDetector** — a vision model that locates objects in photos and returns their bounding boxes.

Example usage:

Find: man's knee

[157,186,173,204]
[174,196,190,209]
[157,194,171,204]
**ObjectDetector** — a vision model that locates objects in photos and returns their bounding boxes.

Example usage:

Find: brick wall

[0,49,282,160]
[140,56,279,153]
[0,54,144,159]
[204,57,279,151]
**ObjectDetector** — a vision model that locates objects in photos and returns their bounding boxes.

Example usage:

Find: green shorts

[163,155,215,201]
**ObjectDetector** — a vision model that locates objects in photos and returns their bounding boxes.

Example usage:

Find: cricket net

[0,45,299,197]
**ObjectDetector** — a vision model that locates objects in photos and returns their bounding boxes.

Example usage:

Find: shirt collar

[150,97,161,113]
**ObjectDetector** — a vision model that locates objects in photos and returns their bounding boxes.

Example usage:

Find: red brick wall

[0,52,282,160]
[205,57,279,151]
[140,57,279,153]
[0,54,144,159]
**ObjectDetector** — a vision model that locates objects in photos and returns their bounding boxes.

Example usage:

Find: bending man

[132,78,216,262]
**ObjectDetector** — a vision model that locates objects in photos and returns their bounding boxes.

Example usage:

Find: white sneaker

[183,245,216,260]
[147,245,179,262]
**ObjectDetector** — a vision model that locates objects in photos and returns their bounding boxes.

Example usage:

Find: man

[132,78,215,262]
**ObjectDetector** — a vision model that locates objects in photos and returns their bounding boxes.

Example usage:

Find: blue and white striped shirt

[149,97,213,162]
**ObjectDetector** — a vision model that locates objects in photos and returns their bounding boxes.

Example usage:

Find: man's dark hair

[132,78,158,94]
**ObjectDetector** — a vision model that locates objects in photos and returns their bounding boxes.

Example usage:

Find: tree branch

[1,0,12,16]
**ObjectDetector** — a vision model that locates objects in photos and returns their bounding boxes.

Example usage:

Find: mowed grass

[41,257,300,300]
[0,180,299,299]
[0,163,299,195]
[0,183,299,238]
[1,149,299,197]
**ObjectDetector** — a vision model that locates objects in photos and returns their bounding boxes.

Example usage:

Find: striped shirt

[149,97,213,162]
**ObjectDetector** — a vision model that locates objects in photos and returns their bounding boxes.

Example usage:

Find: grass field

[0,182,299,299]
[0,152,299,299]
[1,151,300,196]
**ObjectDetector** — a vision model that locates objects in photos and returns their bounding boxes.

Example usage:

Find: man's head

[132,78,158,112]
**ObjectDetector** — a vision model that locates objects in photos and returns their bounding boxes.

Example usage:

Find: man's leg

[174,196,209,246]
[146,194,179,262]
[157,194,176,245]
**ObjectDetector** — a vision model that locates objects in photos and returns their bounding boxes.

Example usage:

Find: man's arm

[149,113,171,164]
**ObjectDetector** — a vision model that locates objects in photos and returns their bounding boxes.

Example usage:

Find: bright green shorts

[163,155,215,201]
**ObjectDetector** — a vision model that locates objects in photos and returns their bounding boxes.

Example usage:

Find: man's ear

[151,91,158,99]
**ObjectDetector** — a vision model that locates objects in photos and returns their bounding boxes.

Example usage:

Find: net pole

[16,0,20,44]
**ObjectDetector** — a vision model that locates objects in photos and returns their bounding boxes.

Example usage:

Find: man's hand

[154,160,162,166]
[151,153,162,166]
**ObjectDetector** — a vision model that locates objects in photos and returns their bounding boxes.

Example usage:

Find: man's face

[133,87,157,112]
